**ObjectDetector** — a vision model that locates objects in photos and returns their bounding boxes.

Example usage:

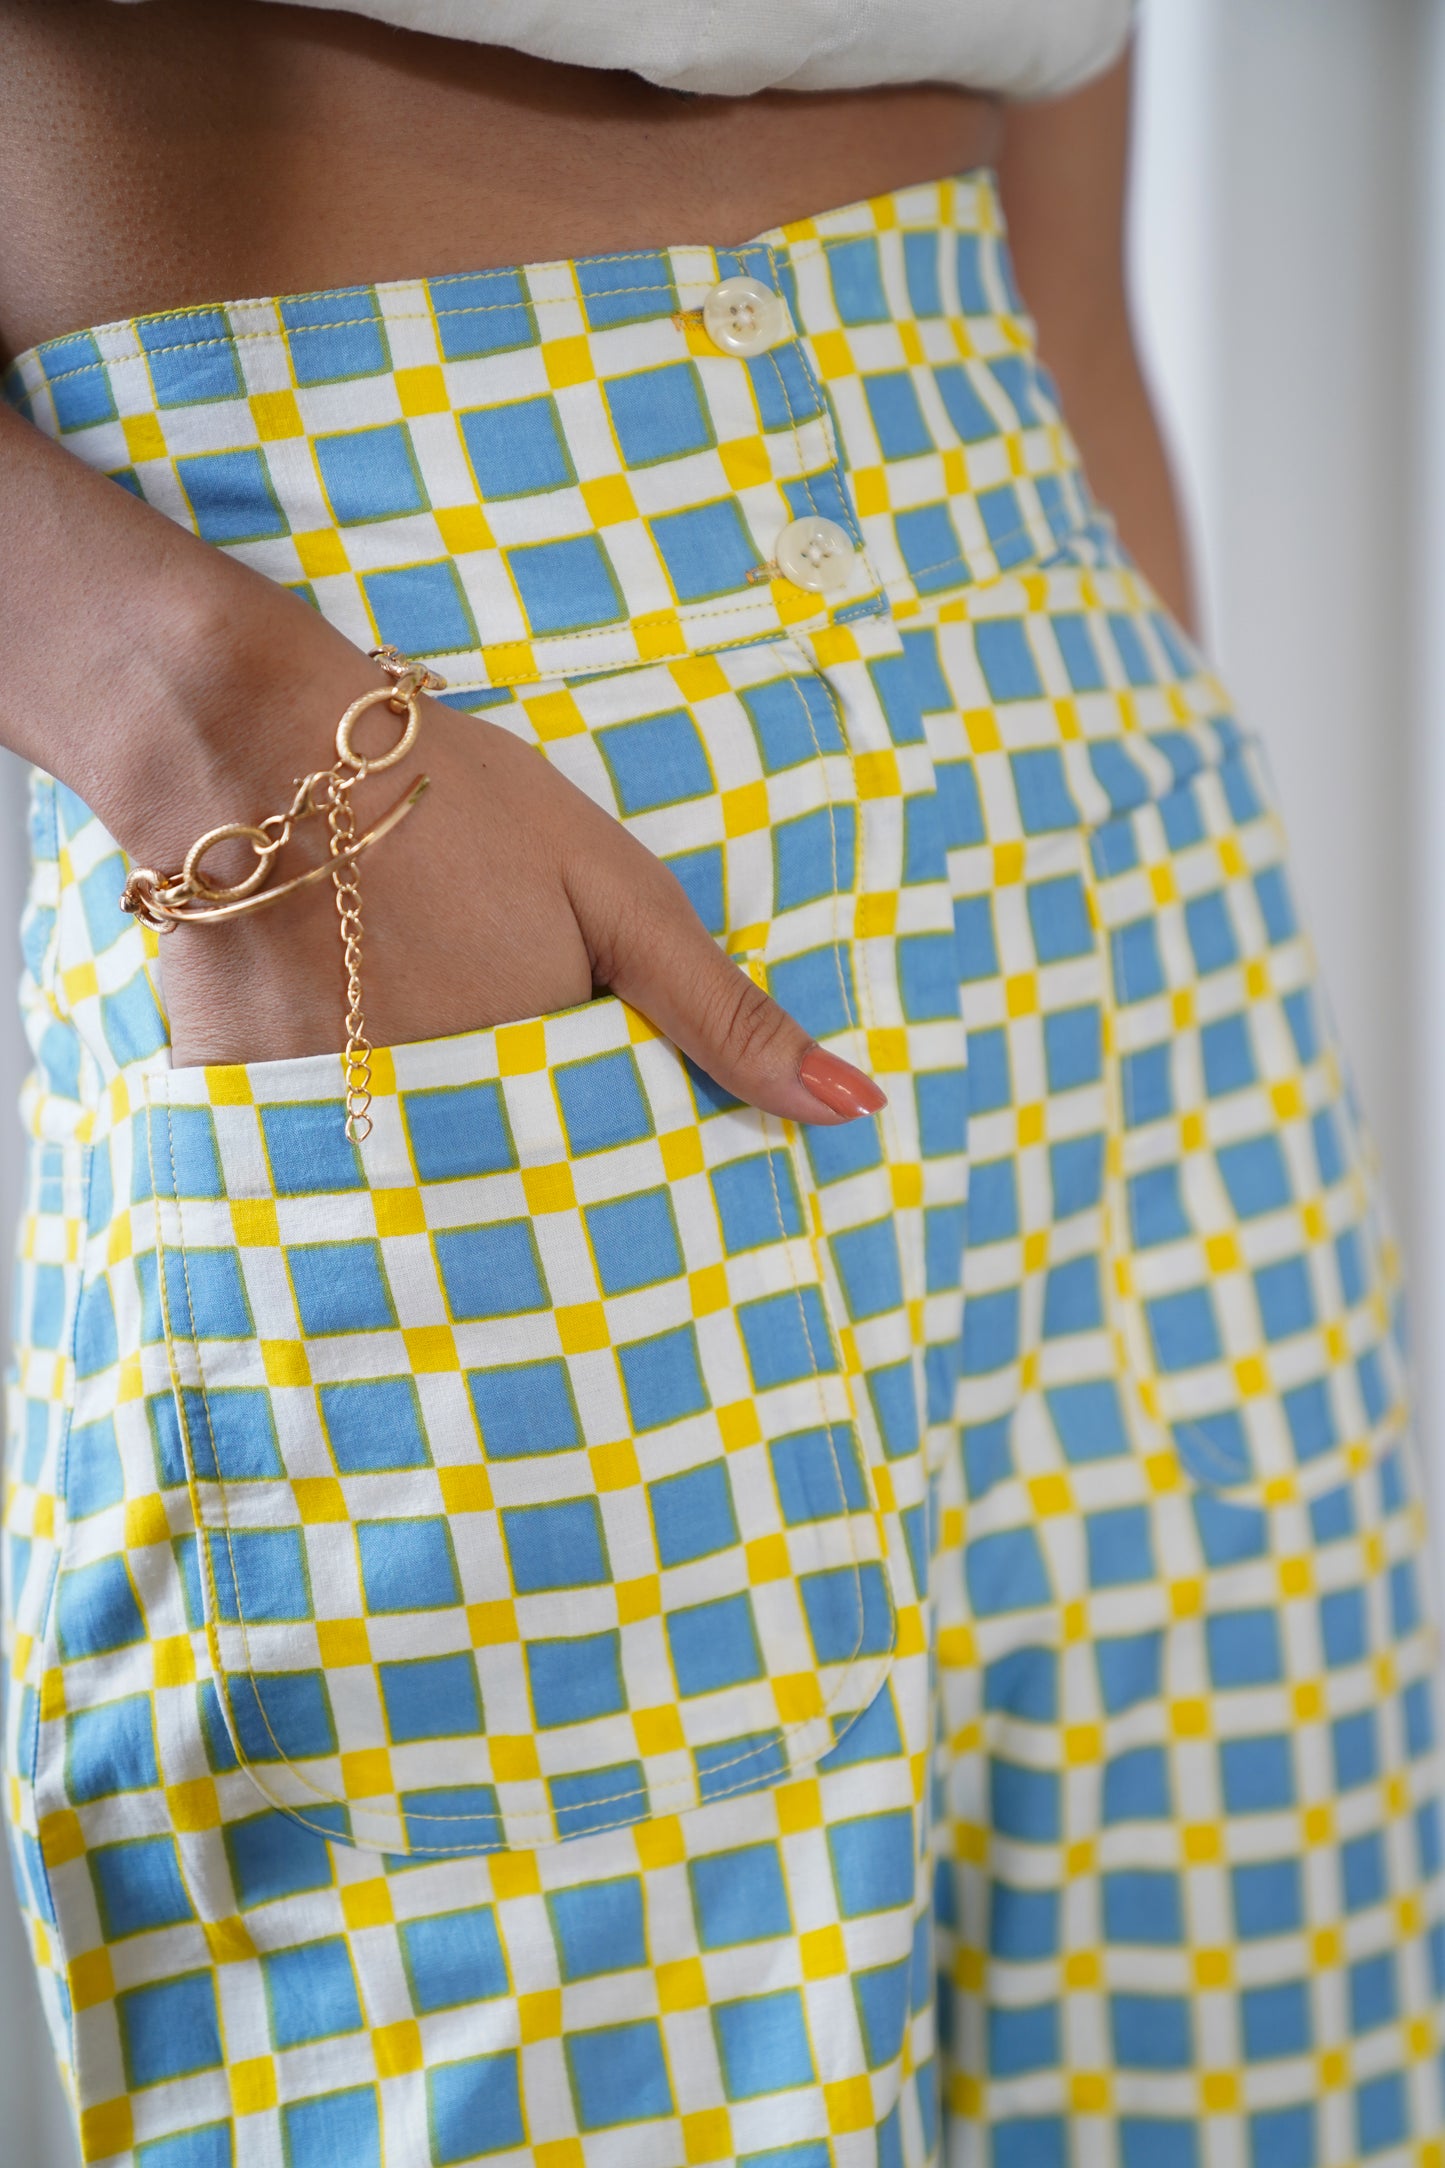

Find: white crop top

[109,1,1135,101]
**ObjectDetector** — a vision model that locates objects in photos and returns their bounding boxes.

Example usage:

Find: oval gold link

[335,684,421,775]
[180,820,280,902]
[117,650,441,1138]
[118,778,428,926]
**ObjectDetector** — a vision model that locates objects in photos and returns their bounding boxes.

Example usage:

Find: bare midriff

[0,0,1004,365]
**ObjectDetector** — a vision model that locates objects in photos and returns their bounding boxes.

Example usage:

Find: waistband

[3,173,1094,699]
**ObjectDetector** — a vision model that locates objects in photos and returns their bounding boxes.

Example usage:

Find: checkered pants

[5,174,1444,2168]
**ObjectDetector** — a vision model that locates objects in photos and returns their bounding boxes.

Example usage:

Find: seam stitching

[27,287,703,385]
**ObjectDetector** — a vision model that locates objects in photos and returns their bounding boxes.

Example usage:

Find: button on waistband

[775,515,855,595]
[702,277,787,358]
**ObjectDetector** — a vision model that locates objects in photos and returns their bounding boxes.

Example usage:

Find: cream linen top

[107,0,1135,100]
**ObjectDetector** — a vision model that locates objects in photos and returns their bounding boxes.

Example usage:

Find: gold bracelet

[121,645,447,1142]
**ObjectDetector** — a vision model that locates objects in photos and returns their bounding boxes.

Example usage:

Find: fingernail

[798,1046,888,1119]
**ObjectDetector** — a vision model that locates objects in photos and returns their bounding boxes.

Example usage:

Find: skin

[0,0,1193,1107]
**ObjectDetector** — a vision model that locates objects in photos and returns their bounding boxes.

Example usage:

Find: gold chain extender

[120,646,446,1141]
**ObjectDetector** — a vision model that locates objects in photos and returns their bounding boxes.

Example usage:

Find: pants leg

[916,547,1445,2165]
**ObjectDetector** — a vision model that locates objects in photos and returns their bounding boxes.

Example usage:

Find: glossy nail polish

[798,1045,888,1119]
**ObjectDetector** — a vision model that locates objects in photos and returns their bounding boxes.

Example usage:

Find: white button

[702,276,787,357]
[775,516,855,595]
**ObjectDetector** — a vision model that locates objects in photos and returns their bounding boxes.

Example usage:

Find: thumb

[576,834,886,1127]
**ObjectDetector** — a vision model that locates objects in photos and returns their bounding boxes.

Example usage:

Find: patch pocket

[1088,733,1410,1501]
[148,996,896,1854]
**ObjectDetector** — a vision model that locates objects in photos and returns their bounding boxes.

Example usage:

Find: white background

[1,3,1442,2155]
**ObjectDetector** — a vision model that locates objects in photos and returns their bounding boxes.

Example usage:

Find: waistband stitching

[20,237,995,382]
[18,187,982,365]
[24,293,740,385]
[12,179,998,385]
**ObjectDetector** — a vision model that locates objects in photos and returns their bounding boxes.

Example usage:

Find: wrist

[94,577,388,869]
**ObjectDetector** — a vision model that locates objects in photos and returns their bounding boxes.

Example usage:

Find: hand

[156,688,885,1127]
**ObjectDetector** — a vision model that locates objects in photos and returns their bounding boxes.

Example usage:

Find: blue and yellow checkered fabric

[5,173,1444,2167]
